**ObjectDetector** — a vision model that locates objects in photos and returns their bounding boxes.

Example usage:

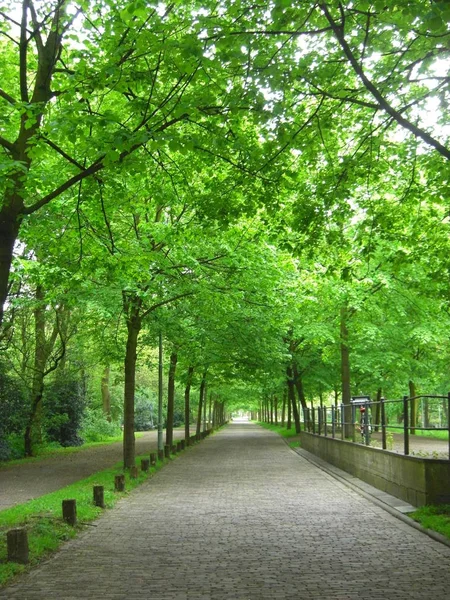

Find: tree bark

[293,362,308,413]
[287,366,301,433]
[409,380,417,435]
[196,371,207,436]
[341,305,352,438]
[184,366,194,443]
[123,315,140,468]
[165,352,178,448]
[0,207,21,327]
[101,366,112,422]
[281,389,286,427]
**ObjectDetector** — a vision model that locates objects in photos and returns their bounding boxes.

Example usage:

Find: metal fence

[302,393,450,460]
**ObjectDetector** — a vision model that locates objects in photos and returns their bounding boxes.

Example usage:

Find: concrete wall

[299,432,450,507]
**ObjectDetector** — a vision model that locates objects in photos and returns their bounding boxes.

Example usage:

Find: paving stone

[1,423,450,599]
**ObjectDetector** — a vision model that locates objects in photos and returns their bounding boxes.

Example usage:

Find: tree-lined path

[1,423,450,599]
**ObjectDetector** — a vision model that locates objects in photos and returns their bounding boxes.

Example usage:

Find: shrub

[0,365,28,460]
[81,408,122,442]
[43,375,86,446]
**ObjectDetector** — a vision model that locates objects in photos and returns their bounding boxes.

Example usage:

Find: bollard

[164,445,170,459]
[141,459,150,472]
[150,453,157,466]
[62,499,77,526]
[93,485,105,508]
[176,441,182,452]
[130,466,138,479]
[115,474,125,492]
[7,528,29,564]
[158,449,164,461]
[180,439,185,450]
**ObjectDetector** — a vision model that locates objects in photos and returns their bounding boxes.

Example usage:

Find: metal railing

[302,393,450,460]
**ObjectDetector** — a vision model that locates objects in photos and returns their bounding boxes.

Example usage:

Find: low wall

[299,432,450,507]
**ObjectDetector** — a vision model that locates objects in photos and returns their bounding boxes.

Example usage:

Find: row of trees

[1,1,449,465]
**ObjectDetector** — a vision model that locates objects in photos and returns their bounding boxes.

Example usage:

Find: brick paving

[1,423,450,599]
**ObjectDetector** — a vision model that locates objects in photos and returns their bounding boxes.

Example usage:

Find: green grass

[257,422,299,439]
[0,433,144,470]
[409,504,450,541]
[385,427,449,440]
[0,449,171,587]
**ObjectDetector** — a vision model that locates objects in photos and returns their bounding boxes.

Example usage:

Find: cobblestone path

[1,423,449,599]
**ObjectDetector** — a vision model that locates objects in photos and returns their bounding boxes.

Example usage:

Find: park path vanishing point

[1,423,450,599]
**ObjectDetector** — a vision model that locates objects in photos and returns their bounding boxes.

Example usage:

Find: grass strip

[0,450,171,587]
[257,422,299,440]
[409,504,450,541]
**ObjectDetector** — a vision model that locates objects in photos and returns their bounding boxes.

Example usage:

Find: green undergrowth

[409,504,450,541]
[0,449,173,587]
[257,422,300,441]
[0,433,144,469]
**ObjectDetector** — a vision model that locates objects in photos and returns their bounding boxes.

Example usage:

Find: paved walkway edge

[286,441,450,550]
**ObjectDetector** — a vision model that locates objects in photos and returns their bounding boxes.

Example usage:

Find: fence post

[318,407,322,435]
[364,400,370,446]
[403,395,410,456]
[324,407,328,437]
[331,405,336,438]
[312,407,316,434]
[340,403,344,440]
[381,397,387,450]
[351,402,356,443]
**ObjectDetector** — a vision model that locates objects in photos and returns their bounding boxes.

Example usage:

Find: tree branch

[320,2,450,160]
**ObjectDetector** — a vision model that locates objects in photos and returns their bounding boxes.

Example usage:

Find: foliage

[80,408,122,443]
[0,366,28,460]
[43,375,87,447]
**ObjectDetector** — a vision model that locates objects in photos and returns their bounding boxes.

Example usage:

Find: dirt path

[0,428,190,511]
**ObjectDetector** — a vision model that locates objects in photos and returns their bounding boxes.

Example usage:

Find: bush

[81,408,122,442]
[44,375,86,447]
[134,391,156,432]
[0,365,28,460]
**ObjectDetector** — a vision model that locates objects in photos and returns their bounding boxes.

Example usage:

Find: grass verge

[409,504,450,541]
[257,422,300,445]
[0,449,170,587]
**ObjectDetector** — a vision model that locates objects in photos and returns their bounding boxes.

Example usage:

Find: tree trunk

[196,371,206,436]
[274,395,278,425]
[123,316,141,468]
[184,366,194,443]
[101,366,112,422]
[165,352,178,448]
[293,362,308,413]
[341,305,352,438]
[287,384,292,430]
[0,205,21,327]
[281,389,286,426]
[409,380,417,435]
[374,388,382,432]
[287,366,300,433]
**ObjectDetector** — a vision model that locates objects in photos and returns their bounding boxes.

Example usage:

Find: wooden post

[150,453,157,466]
[180,439,185,450]
[130,466,138,479]
[171,444,177,454]
[157,449,164,462]
[93,485,105,508]
[7,528,29,564]
[115,474,125,492]
[176,441,182,452]
[62,499,77,526]
[141,459,150,472]
[164,445,170,459]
